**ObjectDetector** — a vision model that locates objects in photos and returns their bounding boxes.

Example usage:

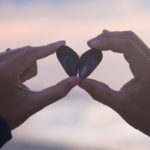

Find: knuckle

[101,32,108,38]
[123,31,135,37]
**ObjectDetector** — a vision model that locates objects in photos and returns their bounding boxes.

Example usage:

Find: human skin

[0,41,81,130]
[80,30,150,136]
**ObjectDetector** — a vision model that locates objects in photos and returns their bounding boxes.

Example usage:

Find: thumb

[79,79,123,111]
[29,77,81,114]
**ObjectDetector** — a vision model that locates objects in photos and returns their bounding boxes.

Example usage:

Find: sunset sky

[1,0,150,150]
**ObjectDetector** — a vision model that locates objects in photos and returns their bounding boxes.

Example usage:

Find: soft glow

[1,0,150,149]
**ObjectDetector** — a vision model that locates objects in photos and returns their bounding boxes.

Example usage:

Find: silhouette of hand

[0,41,80,130]
[80,30,150,136]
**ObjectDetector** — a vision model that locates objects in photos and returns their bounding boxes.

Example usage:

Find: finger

[87,29,109,46]
[120,78,137,91]
[5,40,65,75]
[87,37,97,46]
[0,46,30,63]
[19,62,37,82]
[96,30,150,57]
[27,77,81,114]
[89,38,150,82]
[79,79,123,112]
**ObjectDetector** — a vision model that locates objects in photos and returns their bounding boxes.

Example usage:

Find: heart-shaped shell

[56,46,103,79]
[56,46,79,76]
[79,49,103,79]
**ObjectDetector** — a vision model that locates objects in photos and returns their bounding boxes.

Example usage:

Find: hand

[0,41,81,130]
[80,30,150,136]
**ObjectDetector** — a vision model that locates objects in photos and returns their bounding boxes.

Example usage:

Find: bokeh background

[1,0,150,149]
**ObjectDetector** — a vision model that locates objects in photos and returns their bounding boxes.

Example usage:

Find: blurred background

[1,0,150,149]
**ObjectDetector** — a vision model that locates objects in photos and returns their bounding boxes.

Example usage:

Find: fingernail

[56,40,66,45]
[88,38,96,44]
[90,40,100,47]
[79,82,90,91]
[71,78,82,88]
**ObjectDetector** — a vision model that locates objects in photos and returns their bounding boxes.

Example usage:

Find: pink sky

[1,0,150,149]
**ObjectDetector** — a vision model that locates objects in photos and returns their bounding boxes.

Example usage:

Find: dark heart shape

[56,46,103,79]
